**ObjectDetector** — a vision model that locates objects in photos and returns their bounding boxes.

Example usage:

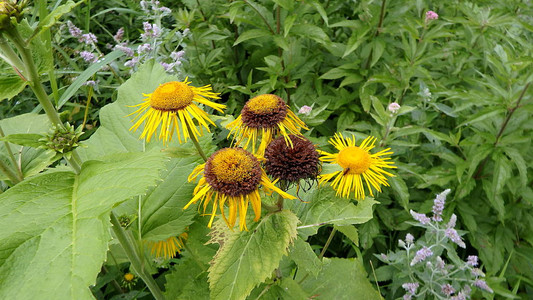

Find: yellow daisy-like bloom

[128,79,225,144]
[147,232,188,259]
[226,94,307,155]
[319,133,396,199]
[184,147,296,231]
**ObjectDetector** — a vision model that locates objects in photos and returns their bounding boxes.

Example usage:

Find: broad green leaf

[335,224,359,246]
[233,29,272,46]
[0,151,166,299]
[58,50,126,108]
[283,14,297,37]
[287,188,376,238]
[298,258,381,299]
[208,210,299,300]
[140,157,199,241]
[0,133,44,148]
[320,67,353,80]
[0,76,27,101]
[164,257,210,300]
[288,237,322,277]
[0,113,55,181]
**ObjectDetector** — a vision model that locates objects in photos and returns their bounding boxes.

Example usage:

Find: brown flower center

[241,94,287,128]
[204,148,262,197]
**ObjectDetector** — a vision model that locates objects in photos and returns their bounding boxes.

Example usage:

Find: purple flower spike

[411,246,433,266]
[410,210,431,225]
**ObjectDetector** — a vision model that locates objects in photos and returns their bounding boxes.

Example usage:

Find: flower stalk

[3,25,82,173]
[110,212,166,300]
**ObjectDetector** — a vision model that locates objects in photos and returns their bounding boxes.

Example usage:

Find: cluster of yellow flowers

[128,79,395,254]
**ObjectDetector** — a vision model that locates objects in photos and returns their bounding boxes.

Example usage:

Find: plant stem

[185,123,208,162]
[5,27,83,174]
[110,212,166,300]
[318,227,337,259]
[5,28,62,126]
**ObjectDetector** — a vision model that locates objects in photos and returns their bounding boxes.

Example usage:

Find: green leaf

[164,257,210,300]
[290,24,330,45]
[208,210,299,300]
[389,176,409,210]
[0,151,166,299]
[0,133,44,148]
[58,50,126,108]
[458,107,506,127]
[298,258,381,299]
[30,1,81,42]
[335,225,359,246]
[309,0,328,26]
[0,113,55,181]
[287,188,376,238]
[504,147,528,187]
[288,237,322,277]
[233,29,272,46]
[0,76,27,101]
[140,157,199,241]
[337,110,355,132]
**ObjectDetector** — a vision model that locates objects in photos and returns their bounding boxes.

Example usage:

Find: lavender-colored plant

[378,190,494,299]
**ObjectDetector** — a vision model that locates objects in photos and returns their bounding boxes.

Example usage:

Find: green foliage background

[0,0,532,299]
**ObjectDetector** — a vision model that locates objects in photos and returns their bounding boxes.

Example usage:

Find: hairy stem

[5,27,83,174]
[110,212,166,300]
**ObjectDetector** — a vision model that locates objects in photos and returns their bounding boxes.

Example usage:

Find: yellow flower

[123,273,135,282]
[226,94,307,155]
[319,133,396,199]
[128,79,225,144]
[147,233,188,259]
[184,147,296,231]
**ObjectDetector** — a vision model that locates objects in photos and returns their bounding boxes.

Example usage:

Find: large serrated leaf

[0,151,166,299]
[298,258,381,299]
[208,210,299,300]
[286,188,376,238]
[288,237,322,277]
[140,157,199,241]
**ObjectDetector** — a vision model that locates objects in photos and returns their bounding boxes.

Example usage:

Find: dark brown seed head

[264,135,320,182]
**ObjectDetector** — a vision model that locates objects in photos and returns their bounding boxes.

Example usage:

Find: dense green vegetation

[0,0,532,299]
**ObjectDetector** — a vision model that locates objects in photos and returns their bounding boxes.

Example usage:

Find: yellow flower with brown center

[146,232,188,259]
[184,147,296,230]
[319,133,396,199]
[128,79,225,144]
[226,94,307,155]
